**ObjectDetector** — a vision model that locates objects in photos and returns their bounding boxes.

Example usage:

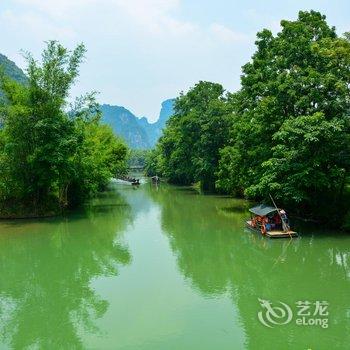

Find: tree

[217,11,350,218]
[0,41,128,216]
[150,81,232,190]
[128,149,150,169]
[248,112,350,219]
[68,119,128,206]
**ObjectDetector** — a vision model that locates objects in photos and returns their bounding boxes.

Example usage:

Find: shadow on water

[0,189,134,350]
[145,183,350,350]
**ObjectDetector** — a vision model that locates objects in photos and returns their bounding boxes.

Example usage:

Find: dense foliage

[146,81,231,190]
[128,149,150,169]
[217,11,350,219]
[148,11,350,223]
[0,41,128,217]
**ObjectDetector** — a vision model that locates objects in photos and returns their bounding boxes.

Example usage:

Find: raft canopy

[249,204,280,217]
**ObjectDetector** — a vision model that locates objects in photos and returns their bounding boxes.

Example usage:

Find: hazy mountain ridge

[100,98,175,149]
[141,99,174,146]
[100,104,151,149]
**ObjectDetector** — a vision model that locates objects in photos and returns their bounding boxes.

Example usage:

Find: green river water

[0,180,349,349]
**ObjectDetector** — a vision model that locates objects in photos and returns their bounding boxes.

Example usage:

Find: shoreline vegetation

[0,11,349,231]
[145,11,350,229]
[0,41,128,219]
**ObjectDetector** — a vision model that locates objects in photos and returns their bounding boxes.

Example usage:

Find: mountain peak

[157,98,175,127]
[100,99,175,149]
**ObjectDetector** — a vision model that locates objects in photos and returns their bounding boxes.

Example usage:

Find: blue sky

[0,0,349,121]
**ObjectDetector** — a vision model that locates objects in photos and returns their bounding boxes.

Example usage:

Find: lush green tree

[0,41,81,213]
[150,81,232,190]
[217,11,350,219]
[128,149,150,169]
[144,146,163,177]
[248,112,350,219]
[0,41,128,216]
[67,119,128,207]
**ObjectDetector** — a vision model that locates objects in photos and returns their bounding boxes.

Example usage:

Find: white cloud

[210,23,249,43]
[1,0,252,119]
[112,0,197,37]
[14,0,96,18]
[13,0,196,37]
[8,0,247,42]
[1,9,76,40]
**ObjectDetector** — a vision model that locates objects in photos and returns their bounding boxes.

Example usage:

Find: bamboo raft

[246,203,298,238]
[246,220,298,238]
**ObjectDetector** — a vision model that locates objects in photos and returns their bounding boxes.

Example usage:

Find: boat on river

[119,176,140,186]
[151,175,160,184]
[113,177,140,186]
[246,204,298,238]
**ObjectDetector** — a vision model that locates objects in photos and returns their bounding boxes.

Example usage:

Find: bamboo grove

[0,41,128,217]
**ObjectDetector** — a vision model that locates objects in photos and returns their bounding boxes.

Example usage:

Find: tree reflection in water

[0,189,133,349]
[147,184,350,350]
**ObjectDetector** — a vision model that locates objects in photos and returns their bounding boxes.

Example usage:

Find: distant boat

[113,177,140,186]
[246,204,298,238]
[151,175,160,184]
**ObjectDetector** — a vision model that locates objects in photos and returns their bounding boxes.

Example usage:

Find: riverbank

[0,197,60,220]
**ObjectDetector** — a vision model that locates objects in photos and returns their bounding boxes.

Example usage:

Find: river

[0,179,349,349]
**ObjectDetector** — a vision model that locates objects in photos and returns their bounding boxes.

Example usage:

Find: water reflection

[147,184,350,349]
[0,190,133,349]
[0,181,349,349]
